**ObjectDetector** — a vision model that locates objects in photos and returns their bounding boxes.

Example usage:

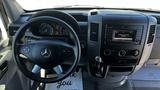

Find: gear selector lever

[95,56,104,77]
[95,56,103,63]
[89,56,108,78]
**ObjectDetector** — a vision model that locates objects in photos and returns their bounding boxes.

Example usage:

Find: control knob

[104,49,112,56]
[118,50,126,57]
[133,49,139,56]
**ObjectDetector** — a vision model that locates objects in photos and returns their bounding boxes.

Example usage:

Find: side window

[0,28,2,41]
[0,13,8,47]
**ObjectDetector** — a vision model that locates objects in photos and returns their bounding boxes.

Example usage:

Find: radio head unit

[113,30,136,41]
[105,24,143,44]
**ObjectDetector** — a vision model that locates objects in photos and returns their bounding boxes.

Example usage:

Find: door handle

[0,61,8,79]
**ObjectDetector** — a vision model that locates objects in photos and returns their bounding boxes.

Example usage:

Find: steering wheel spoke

[53,65,63,74]
[32,65,41,74]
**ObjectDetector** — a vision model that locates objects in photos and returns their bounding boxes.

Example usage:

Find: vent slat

[147,25,156,44]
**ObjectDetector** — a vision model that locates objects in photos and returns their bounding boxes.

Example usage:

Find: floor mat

[45,70,83,90]
[129,65,160,81]
[128,65,160,90]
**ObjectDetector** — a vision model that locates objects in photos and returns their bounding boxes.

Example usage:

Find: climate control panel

[104,49,139,57]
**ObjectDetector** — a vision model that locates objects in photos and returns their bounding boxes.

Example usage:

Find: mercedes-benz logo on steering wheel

[41,48,51,58]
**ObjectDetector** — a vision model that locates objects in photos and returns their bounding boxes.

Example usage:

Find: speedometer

[38,23,53,36]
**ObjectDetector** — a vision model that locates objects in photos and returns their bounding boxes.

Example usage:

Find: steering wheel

[12,16,81,83]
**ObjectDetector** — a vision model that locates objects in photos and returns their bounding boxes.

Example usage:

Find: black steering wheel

[12,15,81,83]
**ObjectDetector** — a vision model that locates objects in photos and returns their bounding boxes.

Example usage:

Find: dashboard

[8,9,160,79]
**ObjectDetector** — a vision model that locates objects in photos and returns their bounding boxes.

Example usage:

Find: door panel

[0,13,10,80]
[0,12,18,90]
[0,5,31,89]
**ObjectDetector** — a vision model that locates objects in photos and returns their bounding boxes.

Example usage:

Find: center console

[87,10,157,81]
[102,24,144,66]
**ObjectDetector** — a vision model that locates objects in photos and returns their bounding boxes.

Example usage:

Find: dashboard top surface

[12,9,160,24]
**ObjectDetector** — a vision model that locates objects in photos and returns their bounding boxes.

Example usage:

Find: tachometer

[38,23,53,36]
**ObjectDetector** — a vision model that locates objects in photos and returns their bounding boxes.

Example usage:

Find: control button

[118,50,126,57]
[22,46,30,54]
[104,49,112,56]
[63,48,73,57]
[133,50,139,56]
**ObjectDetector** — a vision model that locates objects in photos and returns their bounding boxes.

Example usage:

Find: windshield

[16,0,160,11]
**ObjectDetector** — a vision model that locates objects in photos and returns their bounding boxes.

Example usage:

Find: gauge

[52,23,69,36]
[38,23,53,36]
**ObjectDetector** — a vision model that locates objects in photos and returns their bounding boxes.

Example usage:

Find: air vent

[147,25,156,44]
[90,23,99,41]
[153,15,160,24]
[91,11,98,15]
[9,24,20,36]
[71,13,88,22]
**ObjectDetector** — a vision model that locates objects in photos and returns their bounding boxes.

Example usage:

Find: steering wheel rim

[12,16,81,83]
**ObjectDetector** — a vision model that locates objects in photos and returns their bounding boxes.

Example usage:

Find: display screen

[113,30,135,41]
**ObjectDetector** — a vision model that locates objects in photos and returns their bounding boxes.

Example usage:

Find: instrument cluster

[31,23,69,37]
